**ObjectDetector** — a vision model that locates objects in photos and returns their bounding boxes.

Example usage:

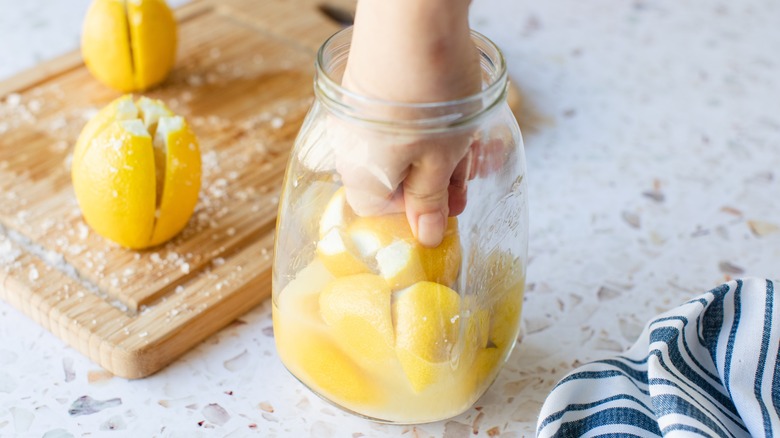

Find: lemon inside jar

[273,187,525,423]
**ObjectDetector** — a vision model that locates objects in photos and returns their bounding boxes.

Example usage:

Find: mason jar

[272,27,528,424]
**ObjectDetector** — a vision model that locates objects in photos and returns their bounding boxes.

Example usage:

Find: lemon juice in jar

[272,28,528,424]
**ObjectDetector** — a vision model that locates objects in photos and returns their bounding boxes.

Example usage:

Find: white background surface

[1,0,779,437]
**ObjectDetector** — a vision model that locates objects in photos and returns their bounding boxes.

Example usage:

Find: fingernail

[417,212,445,248]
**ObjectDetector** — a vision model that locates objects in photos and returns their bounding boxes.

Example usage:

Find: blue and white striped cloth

[537,278,779,437]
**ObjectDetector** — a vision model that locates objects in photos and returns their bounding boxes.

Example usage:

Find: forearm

[345,0,480,103]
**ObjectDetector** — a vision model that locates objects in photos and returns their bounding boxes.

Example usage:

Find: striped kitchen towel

[537,278,779,437]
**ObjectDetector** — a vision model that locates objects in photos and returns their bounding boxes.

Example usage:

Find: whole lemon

[72,95,201,249]
[81,0,177,92]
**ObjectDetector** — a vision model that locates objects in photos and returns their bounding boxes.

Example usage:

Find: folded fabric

[537,278,779,437]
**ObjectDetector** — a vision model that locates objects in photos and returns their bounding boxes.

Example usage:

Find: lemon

[316,228,371,277]
[489,285,524,349]
[459,347,503,403]
[319,274,395,363]
[349,213,461,290]
[275,259,333,322]
[316,189,370,276]
[454,307,490,371]
[375,239,427,290]
[319,187,355,236]
[275,327,381,406]
[72,95,201,249]
[82,0,177,91]
[393,281,461,392]
[484,252,525,348]
[315,189,462,287]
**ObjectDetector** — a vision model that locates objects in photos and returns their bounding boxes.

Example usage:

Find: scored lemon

[82,0,177,91]
[319,274,395,364]
[393,281,462,392]
[72,95,201,249]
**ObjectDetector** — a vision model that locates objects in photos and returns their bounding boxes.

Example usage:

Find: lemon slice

[319,274,394,363]
[72,95,201,249]
[82,0,177,91]
[393,281,461,392]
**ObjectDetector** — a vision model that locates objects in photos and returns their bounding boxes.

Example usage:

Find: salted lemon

[72,95,201,249]
[82,0,177,91]
[319,274,394,363]
[393,281,461,392]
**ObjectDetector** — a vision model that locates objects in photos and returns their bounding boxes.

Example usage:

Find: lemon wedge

[277,328,381,406]
[393,281,461,392]
[316,189,370,276]
[350,214,461,289]
[319,274,395,363]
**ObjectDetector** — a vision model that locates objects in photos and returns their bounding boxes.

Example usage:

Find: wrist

[344,0,479,103]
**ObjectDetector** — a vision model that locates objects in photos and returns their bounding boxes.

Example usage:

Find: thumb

[402,160,454,248]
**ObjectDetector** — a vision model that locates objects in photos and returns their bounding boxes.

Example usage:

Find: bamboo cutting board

[0,0,355,378]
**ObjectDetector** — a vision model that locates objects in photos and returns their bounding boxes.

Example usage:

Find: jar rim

[315,26,508,129]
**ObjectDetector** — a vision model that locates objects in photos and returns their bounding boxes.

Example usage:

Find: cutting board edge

[0,237,273,379]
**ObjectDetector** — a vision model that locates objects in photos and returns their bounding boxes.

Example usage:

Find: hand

[335,0,481,247]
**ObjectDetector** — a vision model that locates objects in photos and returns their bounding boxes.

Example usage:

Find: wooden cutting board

[0,0,355,379]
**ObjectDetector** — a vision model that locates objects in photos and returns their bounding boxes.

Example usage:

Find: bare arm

[340,0,481,247]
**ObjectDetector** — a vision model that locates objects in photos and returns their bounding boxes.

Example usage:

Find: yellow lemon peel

[393,281,462,392]
[319,274,395,364]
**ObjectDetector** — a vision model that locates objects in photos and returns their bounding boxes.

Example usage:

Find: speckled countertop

[1,0,779,436]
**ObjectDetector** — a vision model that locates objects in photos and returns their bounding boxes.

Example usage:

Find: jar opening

[315,27,508,131]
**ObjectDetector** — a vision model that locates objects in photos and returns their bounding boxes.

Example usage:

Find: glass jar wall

[272,27,528,424]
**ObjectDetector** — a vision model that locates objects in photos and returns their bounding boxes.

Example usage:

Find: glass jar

[272,27,528,424]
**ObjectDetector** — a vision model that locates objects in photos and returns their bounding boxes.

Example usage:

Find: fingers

[338,161,407,216]
[448,151,471,217]
[333,125,409,216]
[403,155,458,248]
